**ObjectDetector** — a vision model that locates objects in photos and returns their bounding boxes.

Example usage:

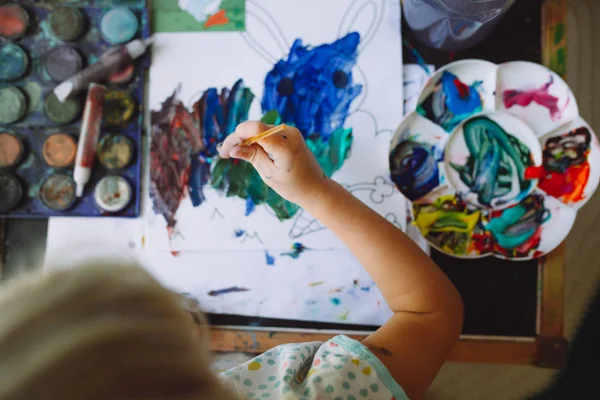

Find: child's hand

[218,121,328,209]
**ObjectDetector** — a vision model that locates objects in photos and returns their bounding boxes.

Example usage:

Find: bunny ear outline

[338,0,385,52]
[239,0,290,65]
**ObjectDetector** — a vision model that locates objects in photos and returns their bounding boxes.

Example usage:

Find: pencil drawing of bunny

[150,0,388,230]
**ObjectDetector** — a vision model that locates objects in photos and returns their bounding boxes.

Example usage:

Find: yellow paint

[413,195,480,236]
[362,366,371,376]
[351,358,360,366]
[248,361,261,371]
[307,369,316,378]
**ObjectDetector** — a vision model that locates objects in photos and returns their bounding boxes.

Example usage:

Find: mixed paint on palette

[449,116,535,208]
[502,75,568,122]
[417,71,483,132]
[526,127,593,204]
[150,33,361,232]
[389,139,442,201]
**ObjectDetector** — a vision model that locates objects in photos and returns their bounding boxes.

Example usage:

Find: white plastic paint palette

[390,60,600,260]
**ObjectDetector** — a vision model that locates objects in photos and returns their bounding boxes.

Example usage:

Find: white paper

[146,0,405,252]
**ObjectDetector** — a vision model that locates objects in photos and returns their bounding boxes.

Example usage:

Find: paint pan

[44,92,81,124]
[416,59,497,133]
[97,134,133,170]
[94,175,132,213]
[0,86,27,124]
[444,111,542,210]
[101,7,139,44]
[0,171,23,213]
[45,46,83,82]
[42,133,77,168]
[39,173,77,211]
[103,89,135,125]
[0,43,29,81]
[496,61,579,136]
[48,7,86,42]
[0,132,24,168]
[0,3,29,40]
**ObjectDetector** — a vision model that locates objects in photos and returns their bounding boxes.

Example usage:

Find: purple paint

[503,76,567,121]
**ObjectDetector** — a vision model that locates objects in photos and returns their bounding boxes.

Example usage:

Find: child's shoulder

[220,335,409,399]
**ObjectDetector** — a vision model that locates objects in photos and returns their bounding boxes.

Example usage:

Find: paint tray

[0,1,149,218]
[389,60,600,260]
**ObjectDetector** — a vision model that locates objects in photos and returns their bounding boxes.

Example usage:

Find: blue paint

[245,197,256,216]
[262,32,363,140]
[389,141,440,201]
[330,297,342,306]
[234,229,245,238]
[265,251,275,266]
[188,154,211,206]
[280,242,308,259]
[0,44,28,81]
[101,7,139,44]
[417,71,483,132]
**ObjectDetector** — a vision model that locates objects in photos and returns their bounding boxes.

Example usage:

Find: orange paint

[528,162,590,204]
[204,9,229,28]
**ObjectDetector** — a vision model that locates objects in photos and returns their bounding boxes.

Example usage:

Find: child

[0,123,463,400]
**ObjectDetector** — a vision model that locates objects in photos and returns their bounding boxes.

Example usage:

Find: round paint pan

[416,59,498,133]
[44,45,83,82]
[0,171,23,213]
[44,92,81,124]
[0,3,30,40]
[497,61,579,137]
[410,185,492,259]
[48,7,86,42]
[0,43,29,81]
[444,111,542,210]
[100,7,138,45]
[531,117,600,210]
[97,134,133,170]
[42,133,77,168]
[389,112,448,201]
[94,175,132,213]
[0,86,27,124]
[0,131,24,168]
[103,89,135,125]
[39,173,77,211]
[485,191,576,261]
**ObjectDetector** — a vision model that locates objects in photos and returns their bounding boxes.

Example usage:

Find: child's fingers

[229,144,275,178]
[218,121,272,158]
[255,133,296,169]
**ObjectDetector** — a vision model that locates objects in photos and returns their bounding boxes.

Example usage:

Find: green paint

[49,7,85,41]
[553,22,565,45]
[553,48,567,77]
[44,92,81,124]
[211,111,352,220]
[23,81,42,114]
[152,0,245,32]
[0,86,27,124]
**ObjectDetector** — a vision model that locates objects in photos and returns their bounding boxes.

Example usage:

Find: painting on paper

[152,0,245,32]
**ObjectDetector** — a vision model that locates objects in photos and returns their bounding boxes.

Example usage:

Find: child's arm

[219,122,463,399]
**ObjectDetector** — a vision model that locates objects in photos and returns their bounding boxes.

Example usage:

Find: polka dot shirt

[220,335,408,399]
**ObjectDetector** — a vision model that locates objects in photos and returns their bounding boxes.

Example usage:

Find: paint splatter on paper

[265,251,275,266]
[208,286,250,296]
[280,242,308,259]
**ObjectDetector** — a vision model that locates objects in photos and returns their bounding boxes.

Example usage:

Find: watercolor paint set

[0,0,149,217]
[390,60,600,261]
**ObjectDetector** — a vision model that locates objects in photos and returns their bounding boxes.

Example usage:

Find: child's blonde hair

[0,262,234,400]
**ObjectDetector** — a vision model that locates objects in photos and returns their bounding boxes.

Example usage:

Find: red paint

[204,9,229,28]
[313,359,320,366]
[453,78,470,99]
[527,163,590,203]
[79,85,107,167]
[108,63,135,85]
[502,76,567,121]
[0,4,28,39]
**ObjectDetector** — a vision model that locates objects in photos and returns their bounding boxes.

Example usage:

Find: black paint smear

[208,286,250,296]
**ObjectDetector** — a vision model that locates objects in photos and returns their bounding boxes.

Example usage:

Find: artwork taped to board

[147,0,405,252]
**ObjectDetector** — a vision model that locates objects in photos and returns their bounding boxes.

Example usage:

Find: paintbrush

[240,124,287,147]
